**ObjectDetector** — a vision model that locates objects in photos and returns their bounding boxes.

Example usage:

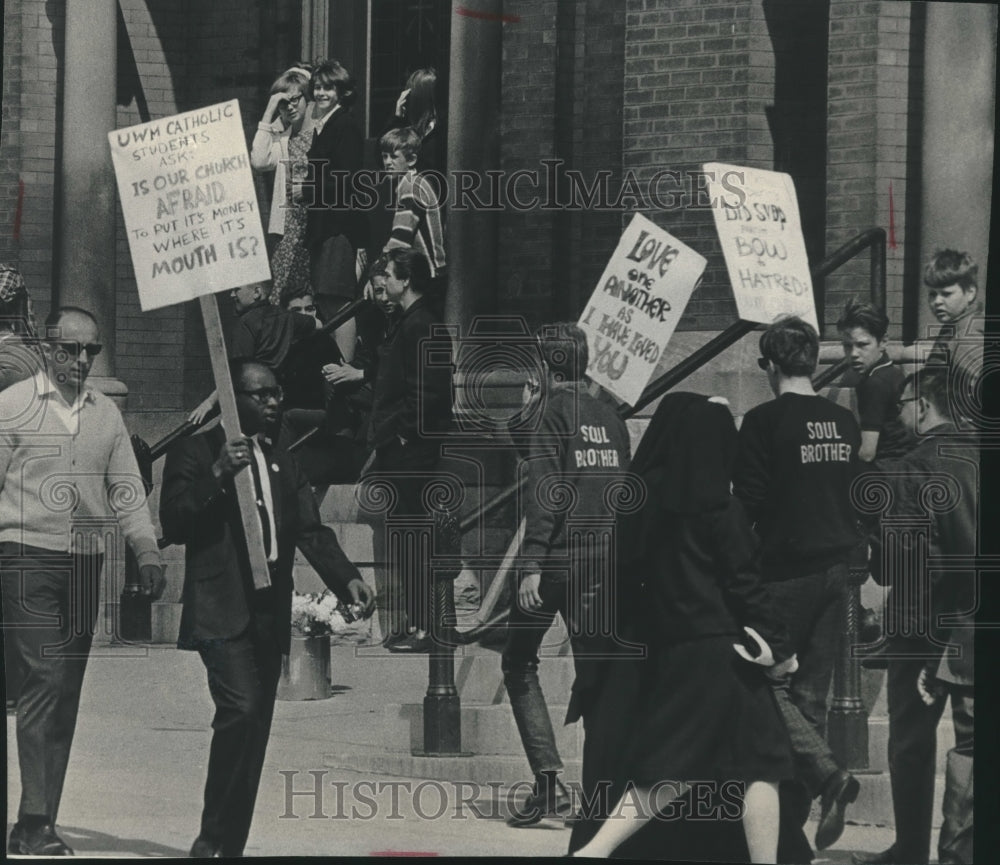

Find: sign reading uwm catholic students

[578,213,706,406]
[109,100,269,311]
[705,162,819,330]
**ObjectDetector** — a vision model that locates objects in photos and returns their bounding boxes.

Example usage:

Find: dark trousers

[767,563,847,793]
[196,609,282,857]
[371,440,440,633]
[887,655,974,864]
[502,574,601,777]
[766,563,847,863]
[0,544,102,824]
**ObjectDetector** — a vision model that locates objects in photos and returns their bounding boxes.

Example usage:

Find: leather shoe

[508,774,573,827]
[8,822,74,855]
[851,846,900,865]
[387,632,432,653]
[816,769,860,850]
[188,835,221,857]
[381,631,407,649]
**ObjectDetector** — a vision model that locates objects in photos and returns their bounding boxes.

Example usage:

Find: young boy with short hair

[923,249,984,404]
[379,127,446,281]
[838,299,913,461]
[734,315,863,856]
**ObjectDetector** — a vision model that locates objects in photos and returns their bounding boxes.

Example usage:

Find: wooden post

[199,294,271,589]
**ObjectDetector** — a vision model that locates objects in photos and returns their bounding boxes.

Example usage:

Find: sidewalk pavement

[6,643,907,859]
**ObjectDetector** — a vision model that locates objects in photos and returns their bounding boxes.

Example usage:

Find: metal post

[422,573,462,755]
[823,227,887,769]
[827,564,870,770]
[421,504,465,756]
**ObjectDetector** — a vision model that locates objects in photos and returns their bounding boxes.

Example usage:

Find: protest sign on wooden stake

[578,213,706,406]
[705,162,819,330]
[110,101,271,588]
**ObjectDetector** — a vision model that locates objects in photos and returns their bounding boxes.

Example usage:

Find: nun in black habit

[568,393,797,861]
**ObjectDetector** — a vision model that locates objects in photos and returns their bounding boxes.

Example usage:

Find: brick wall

[114,0,298,424]
[574,1,627,321]
[0,0,62,325]
[825,0,918,339]
[497,0,559,326]
[0,1,299,430]
[116,0,188,418]
[622,0,752,332]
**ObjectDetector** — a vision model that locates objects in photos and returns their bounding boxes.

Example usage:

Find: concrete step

[151,601,182,644]
[455,649,574,706]
[384,700,584,760]
[317,484,361,523]
[324,749,581,790]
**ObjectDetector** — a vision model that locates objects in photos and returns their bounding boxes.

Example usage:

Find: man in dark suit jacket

[853,366,977,865]
[303,59,369,362]
[160,361,375,858]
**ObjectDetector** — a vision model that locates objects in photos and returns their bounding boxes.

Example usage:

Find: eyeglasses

[51,341,103,358]
[238,386,283,404]
[897,395,918,410]
[757,357,770,371]
[280,93,305,107]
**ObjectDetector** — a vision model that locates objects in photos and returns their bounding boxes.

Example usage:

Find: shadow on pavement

[53,824,188,858]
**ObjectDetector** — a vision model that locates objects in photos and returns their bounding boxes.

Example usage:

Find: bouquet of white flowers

[290,590,350,637]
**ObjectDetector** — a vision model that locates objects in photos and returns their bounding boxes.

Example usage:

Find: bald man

[1,306,164,856]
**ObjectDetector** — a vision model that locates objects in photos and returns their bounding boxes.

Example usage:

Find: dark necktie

[247,445,272,560]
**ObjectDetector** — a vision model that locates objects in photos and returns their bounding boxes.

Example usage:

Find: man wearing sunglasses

[160,360,374,858]
[734,315,863,860]
[0,306,164,856]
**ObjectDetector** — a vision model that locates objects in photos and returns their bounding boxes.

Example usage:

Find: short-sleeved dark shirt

[857,353,913,459]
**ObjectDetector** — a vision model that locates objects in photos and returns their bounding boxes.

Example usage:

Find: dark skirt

[625,635,794,786]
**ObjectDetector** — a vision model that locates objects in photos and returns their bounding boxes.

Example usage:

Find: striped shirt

[0,372,160,564]
[385,170,447,277]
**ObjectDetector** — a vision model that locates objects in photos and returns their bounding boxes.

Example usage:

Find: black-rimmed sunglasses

[51,341,103,358]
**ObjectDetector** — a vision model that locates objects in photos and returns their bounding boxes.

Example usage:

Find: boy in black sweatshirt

[503,323,631,828]
[734,315,862,857]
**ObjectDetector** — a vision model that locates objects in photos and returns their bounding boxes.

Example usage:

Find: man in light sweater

[0,306,164,856]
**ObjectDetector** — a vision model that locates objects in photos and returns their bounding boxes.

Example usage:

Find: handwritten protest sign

[109,100,269,311]
[109,100,272,588]
[705,162,818,330]
[578,214,706,406]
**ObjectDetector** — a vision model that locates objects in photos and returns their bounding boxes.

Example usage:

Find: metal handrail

[151,228,887,558]
[454,227,888,644]
[145,297,370,461]
[458,227,888,536]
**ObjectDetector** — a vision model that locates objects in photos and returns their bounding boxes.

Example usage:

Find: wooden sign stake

[199,294,271,589]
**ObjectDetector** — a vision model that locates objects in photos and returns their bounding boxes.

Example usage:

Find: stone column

[56,0,124,397]
[445,0,503,329]
[918,3,996,341]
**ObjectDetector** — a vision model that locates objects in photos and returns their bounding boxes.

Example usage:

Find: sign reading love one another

[705,162,819,330]
[578,213,706,407]
[109,100,271,311]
